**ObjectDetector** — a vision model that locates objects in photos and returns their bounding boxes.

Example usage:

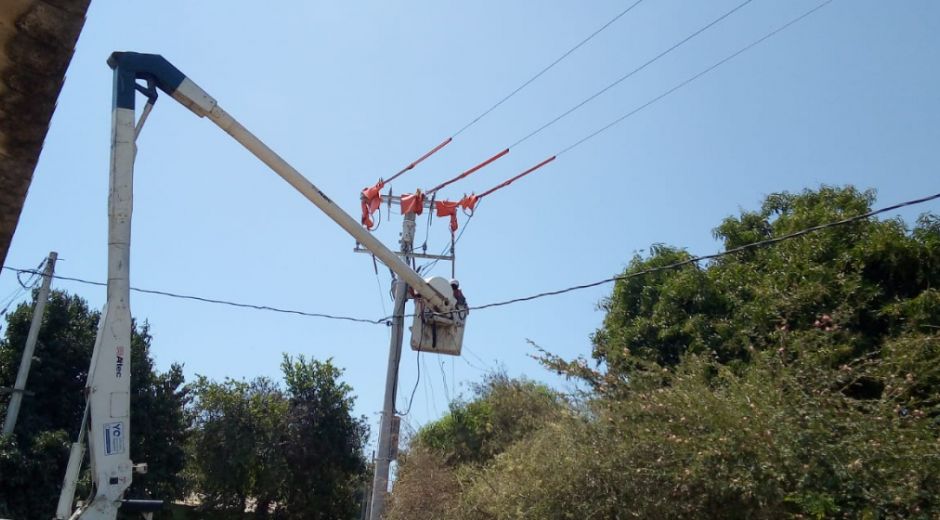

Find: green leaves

[594,186,940,375]
[187,355,368,519]
[391,186,940,519]
[0,290,189,518]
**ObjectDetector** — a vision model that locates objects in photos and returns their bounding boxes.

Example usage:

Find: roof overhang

[0,0,89,267]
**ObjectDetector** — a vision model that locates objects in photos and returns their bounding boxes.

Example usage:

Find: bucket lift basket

[409,277,466,356]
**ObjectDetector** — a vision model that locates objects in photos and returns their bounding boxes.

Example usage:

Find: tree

[188,375,288,515]
[414,372,563,465]
[280,354,368,520]
[591,186,940,376]
[390,186,940,518]
[186,355,368,519]
[0,290,190,518]
[388,374,564,520]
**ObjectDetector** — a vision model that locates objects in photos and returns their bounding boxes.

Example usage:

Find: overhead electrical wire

[384,191,940,321]
[385,137,453,185]
[416,0,832,258]
[420,0,730,203]
[369,1,648,199]
[461,191,940,314]
[1,257,47,317]
[558,0,835,157]
[509,0,757,150]
[2,191,936,328]
[398,348,422,416]
[382,0,648,200]
[0,266,386,325]
[451,0,647,139]
[413,0,822,254]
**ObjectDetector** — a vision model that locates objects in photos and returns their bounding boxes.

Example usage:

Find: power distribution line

[418,0,829,254]
[452,0,647,138]
[462,191,940,314]
[0,266,385,325]
[558,0,834,157]
[3,190,935,328]
[510,0,756,150]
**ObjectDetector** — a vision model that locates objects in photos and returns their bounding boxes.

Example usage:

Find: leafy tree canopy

[187,355,368,519]
[390,186,940,519]
[0,290,189,518]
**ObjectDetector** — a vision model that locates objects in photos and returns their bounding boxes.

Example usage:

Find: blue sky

[2,0,939,453]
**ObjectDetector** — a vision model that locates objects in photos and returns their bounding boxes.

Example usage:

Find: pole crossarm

[353,246,453,261]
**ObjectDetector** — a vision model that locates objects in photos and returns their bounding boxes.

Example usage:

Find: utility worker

[450,279,468,318]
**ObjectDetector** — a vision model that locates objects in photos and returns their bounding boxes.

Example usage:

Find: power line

[5,190,934,329]
[1,257,47,317]
[0,266,385,325]
[387,1,822,263]
[558,0,834,157]
[406,1,647,200]
[439,356,451,404]
[441,0,832,229]
[422,354,438,417]
[510,0,756,150]
[429,0,755,200]
[398,348,422,416]
[421,0,795,252]
[452,0,647,138]
[464,191,940,314]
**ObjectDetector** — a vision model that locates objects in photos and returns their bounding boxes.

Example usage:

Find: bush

[448,346,939,519]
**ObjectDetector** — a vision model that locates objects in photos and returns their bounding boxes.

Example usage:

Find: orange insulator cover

[400,190,426,215]
[361,180,384,229]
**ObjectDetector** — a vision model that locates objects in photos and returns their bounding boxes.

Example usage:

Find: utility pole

[369,212,415,520]
[3,251,57,436]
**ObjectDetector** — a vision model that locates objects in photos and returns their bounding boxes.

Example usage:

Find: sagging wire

[397,348,422,416]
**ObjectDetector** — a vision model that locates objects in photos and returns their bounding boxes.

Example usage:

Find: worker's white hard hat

[450,279,459,287]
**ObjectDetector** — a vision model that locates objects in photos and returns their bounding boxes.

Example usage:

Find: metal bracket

[353,246,453,261]
[134,79,159,140]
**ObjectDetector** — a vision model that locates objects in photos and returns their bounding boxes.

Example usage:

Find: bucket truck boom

[57,52,466,520]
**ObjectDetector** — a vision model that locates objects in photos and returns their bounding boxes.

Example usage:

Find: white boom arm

[59,52,459,519]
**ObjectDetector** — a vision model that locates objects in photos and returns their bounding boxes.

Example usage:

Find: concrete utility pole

[369,212,416,520]
[3,251,57,436]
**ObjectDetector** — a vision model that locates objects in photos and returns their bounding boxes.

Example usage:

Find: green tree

[388,374,564,520]
[188,375,287,516]
[0,290,190,518]
[391,186,940,519]
[414,372,563,465]
[591,186,940,377]
[279,354,368,520]
[187,355,368,519]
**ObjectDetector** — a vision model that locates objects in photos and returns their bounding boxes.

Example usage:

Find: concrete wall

[0,0,89,267]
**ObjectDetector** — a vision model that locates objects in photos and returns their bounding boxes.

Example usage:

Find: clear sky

[2,0,939,455]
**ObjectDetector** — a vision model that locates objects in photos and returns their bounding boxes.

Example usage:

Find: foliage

[414,372,564,466]
[590,186,940,378]
[187,375,287,515]
[385,447,460,520]
[387,374,564,520]
[279,354,369,520]
[0,429,70,518]
[390,186,940,519]
[0,290,189,518]
[187,355,368,519]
